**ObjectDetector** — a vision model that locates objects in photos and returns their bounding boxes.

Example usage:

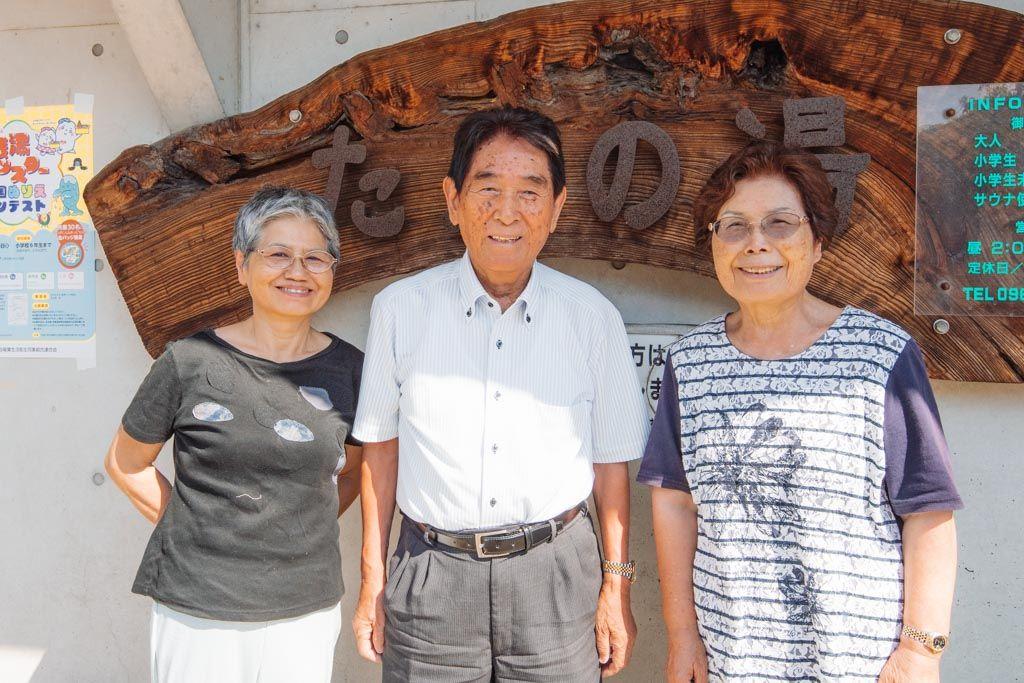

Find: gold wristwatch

[901,625,949,654]
[601,560,637,583]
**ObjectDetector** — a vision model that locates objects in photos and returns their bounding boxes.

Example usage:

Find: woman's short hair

[447,107,566,195]
[692,141,838,254]
[233,186,340,260]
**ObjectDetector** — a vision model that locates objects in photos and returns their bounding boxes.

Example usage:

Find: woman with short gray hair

[105,186,364,682]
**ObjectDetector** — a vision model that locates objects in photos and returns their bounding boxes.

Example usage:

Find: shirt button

[491,443,499,453]
[487,301,494,308]
[496,340,503,349]
[494,391,501,400]
[466,309,471,317]
[490,498,497,507]
[526,314,531,323]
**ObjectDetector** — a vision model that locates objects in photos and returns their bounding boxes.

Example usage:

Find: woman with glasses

[104,186,363,683]
[637,142,962,682]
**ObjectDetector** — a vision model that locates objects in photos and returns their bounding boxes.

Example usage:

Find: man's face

[443,134,566,282]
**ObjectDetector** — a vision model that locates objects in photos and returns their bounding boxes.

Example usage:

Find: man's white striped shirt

[352,252,649,531]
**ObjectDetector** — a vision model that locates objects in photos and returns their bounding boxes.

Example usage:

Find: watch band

[601,559,637,583]
[901,625,949,654]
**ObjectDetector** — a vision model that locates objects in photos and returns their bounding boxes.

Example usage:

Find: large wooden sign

[84,0,1024,382]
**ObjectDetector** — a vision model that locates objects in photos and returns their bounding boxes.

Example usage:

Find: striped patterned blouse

[638,307,962,681]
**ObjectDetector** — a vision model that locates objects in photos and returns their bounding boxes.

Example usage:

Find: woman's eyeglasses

[709,212,808,243]
[252,248,338,274]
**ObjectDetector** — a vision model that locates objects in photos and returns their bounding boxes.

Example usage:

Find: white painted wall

[1,1,1021,681]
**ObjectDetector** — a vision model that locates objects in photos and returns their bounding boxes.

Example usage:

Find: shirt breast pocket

[530,394,592,455]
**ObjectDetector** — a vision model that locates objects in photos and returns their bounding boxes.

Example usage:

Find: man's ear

[234,250,248,287]
[549,185,568,235]
[442,176,460,228]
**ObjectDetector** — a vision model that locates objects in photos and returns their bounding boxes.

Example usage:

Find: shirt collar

[458,251,488,318]
[458,251,542,324]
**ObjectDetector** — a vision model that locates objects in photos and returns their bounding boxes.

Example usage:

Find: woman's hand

[651,488,705,682]
[889,510,956,683]
[666,629,708,683]
[352,581,386,663]
[878,643,941,683]
[336,444,363,516]
[104,426,170,523]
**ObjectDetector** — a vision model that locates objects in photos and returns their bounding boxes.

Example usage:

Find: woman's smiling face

[235,216,334,320]
[711,175,822,308]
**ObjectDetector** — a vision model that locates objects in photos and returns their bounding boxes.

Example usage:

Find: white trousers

[150,601,342,683]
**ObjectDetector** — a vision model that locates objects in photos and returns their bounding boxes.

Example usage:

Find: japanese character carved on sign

[735,96,870,236]
[586,121,681,231]
[312,125,406,238]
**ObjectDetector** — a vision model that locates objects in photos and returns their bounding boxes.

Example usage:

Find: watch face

[932,635,948,651]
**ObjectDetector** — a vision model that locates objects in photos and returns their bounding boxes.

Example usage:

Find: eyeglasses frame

[708,213,810,243]
[251,247,338,274]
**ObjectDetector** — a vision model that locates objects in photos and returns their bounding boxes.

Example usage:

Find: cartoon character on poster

[55,117,82,154]
[0,119,61,227]
[35,127,59,157]
[55,175,84,216]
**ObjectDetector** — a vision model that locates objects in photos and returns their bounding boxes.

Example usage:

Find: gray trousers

[382,510,603,682]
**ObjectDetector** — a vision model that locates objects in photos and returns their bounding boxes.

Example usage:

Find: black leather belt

[411,502,587,559]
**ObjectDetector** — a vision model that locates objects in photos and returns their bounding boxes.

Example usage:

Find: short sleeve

[344,348,364,447]
[637,354,690,492]
[588,304,650,463]
[351,294,400,443]
[121,344,182,444]
[883,339,964,515]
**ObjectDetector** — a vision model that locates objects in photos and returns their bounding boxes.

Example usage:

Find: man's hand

[595,575,637,677]
[352,581,386,663]
[354,438,399,664]
[878,643,941,683]
[666,629,708,683]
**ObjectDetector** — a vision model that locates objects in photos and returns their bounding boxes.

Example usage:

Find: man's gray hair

[233,186,340,260]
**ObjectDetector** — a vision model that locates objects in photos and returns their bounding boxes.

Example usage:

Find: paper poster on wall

[0,94,96,368]
[626,324,696,422]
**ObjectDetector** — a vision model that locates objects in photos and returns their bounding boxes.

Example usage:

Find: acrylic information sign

[916,82,1024,316]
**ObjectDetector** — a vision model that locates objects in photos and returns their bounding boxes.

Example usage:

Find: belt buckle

[473,528,514,559]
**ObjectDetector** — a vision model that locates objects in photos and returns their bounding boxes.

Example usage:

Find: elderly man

[351,107,648,682]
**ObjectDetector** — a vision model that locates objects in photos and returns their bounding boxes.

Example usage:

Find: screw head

[288,109,302,123]
[943,28,962,45]
[335,29,349,45]
[92,472,106,486]
[91,43,104,57]
[933,319,951,335]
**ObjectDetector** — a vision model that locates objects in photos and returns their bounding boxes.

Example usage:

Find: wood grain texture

[84,0,1024,381]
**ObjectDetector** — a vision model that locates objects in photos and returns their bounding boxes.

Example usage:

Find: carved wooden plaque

[84,0,1024,382]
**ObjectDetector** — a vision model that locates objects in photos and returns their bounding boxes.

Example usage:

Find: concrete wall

[1,1,1021,681]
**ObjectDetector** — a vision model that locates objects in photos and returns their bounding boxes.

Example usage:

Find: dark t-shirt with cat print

[122,330,362,621]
